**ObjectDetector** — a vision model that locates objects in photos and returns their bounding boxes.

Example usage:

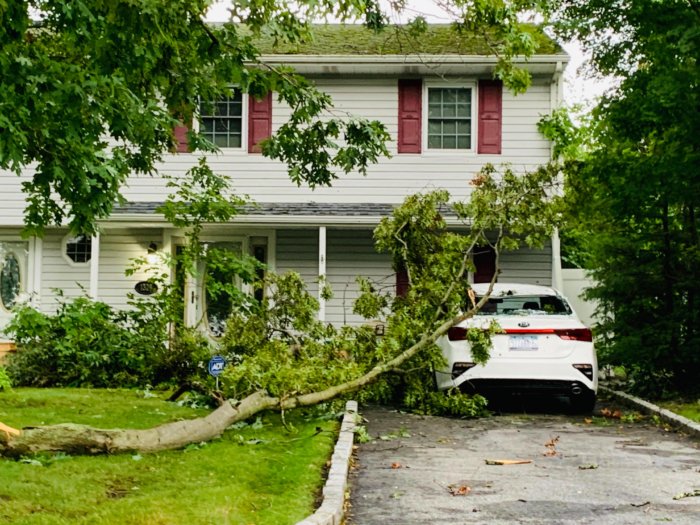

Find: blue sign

[208,355,226,377]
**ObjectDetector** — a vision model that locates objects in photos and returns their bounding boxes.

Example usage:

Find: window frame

[196,89,249,151]
[62,234,92,266]
[422,81,477,154]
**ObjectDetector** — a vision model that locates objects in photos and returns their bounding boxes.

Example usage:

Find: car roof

[471,283,560,297]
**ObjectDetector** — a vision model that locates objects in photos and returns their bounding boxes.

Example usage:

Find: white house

[0,25,567,348]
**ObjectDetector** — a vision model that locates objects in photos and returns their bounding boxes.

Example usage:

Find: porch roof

[110,201,462,227]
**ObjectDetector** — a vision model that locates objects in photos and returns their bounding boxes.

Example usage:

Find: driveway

[347,399,700,524]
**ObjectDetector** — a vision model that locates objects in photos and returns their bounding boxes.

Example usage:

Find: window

[427,87,472,150]
[476,295,572,316]
[65,235,91,264]
[199,91,243,148]
[0,253,20,310]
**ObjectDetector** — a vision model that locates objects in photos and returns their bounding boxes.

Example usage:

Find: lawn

[0,388,339,525]
[659,399,700,423]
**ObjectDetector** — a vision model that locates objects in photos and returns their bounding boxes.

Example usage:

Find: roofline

[261,54,569,64]
[102,213,469,228]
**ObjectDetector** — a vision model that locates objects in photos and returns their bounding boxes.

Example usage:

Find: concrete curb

[295,400,358,525]
[600,386,700,439]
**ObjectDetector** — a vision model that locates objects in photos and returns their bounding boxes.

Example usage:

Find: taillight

[447,327,467,341]
[452,362,476,379]
[573,363,594,380]
[556,328,593,342]
[504,328,592,342]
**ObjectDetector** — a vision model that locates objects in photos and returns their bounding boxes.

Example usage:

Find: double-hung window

[426,86,473,150]
[199,91,244,148]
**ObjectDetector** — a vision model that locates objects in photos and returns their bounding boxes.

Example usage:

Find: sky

[204,0,610,107]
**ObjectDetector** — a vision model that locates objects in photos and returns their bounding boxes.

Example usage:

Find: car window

[476,295,572,315]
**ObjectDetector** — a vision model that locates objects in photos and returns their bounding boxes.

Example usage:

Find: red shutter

[473,246,496,283]
[398,79,422,153]
[396,265,410,297]
[248,92,272,154]
[477,80,502,154]
[173,122,190,153]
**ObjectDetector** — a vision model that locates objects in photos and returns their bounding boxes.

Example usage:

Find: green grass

[0,388,339,525]
[659,400,700,422]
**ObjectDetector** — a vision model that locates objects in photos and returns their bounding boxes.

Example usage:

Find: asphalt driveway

[347,398,700,524]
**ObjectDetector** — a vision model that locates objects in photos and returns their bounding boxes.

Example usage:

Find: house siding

[121,78,554,206]
[98,228,163,310]
[498,243,553,286]
[275,228,320,299]
[325,229,393,326]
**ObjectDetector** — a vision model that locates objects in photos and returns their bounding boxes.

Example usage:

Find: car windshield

[475,295,572,316]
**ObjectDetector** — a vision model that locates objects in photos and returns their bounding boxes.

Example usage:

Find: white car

[435,283,598,413]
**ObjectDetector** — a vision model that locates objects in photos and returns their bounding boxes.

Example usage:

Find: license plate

[509,335,538,350]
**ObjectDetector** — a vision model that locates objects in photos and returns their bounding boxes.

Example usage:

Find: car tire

[569,391,596,414]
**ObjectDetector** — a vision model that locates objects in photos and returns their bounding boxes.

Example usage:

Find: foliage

[544,0,700,396]
[215,164,561,416]
[4,297,153,387]
[0,1,553,236]
[2,286,215,390]
[0,365,11,391]
[0,388,337,524]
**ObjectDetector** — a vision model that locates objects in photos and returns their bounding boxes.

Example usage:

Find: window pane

[215,119,229,133]
[428,90,442,104]
[428,104,442,118]
[457,120,471,134]
[229,134,242,148]
[457,103,470,117]
[215,135,229,147]
[428,121,442,135]
[215,102,228,116]
[428,135,441,148]
[443,136,456,149]
[457,135,470,149]
[443,89,456,103]
[443,121,456,135]
[443,104,456,118]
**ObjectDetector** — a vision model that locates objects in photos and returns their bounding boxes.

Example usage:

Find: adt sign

[208,355,226,377]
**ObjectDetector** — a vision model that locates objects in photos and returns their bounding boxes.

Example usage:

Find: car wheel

[569,391,596,414]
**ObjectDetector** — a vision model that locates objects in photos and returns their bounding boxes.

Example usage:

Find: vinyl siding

[98,228,164,310]
[325,229,393,326]
[0,77,553,224]
[121,78,554,206]
[275,228,320,299]
[40,231,91,310]
[498,243,552,286]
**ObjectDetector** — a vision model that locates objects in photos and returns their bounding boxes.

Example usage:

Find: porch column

[551,229,564,292]
[28,237,42,307]
[89,233,100,300]
[318,226,327,322]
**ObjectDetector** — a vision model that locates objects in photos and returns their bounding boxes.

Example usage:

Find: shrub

[4,298,153,387]
[0,365,11,391]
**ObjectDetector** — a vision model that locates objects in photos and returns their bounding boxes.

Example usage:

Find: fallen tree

[0,164,561,457]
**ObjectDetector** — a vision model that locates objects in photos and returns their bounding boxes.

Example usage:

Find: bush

[4,298,154,387]
[0,365,11,391]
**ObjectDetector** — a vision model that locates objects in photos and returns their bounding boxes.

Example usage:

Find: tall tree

[545,0,700,395]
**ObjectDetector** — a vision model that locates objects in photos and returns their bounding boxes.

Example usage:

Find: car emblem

[518,321,530,327]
